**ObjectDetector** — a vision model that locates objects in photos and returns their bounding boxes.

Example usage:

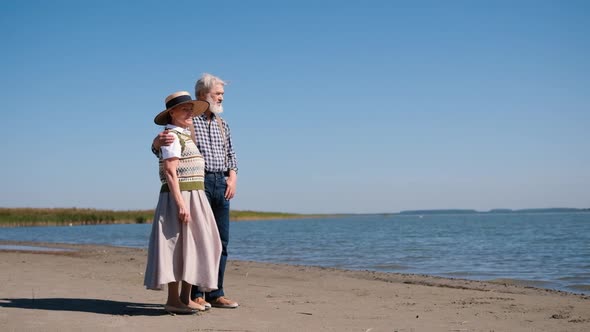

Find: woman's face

[169,104,194,127]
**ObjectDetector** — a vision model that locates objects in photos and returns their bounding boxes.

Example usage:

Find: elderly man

[152,73,239,309]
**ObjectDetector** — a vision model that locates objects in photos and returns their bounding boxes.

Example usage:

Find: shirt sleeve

[161,134,181,160]
[224,121,238,173]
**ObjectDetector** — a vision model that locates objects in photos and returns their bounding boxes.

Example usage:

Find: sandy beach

[0,241,588,332]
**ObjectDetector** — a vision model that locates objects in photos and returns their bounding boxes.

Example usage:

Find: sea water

[1,212,588,294]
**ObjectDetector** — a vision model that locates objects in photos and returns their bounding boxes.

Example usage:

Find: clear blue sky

[1,1,588,213]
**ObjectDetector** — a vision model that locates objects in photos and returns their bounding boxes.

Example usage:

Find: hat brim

[154,100,209,125]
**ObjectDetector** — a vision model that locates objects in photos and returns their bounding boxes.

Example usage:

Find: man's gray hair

[195,73,226,99]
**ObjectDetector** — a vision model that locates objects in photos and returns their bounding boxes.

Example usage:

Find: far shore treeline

[396,208,590,215]
[0,208,330,227]
[0,207,588,227]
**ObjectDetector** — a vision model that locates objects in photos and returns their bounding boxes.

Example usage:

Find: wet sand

[0,241,588,331]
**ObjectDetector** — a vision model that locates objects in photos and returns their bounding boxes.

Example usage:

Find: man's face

[203,83,224,114]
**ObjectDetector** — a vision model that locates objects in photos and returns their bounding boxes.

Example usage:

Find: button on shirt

[193,113,238,173]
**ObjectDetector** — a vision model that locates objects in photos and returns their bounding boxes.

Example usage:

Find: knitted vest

[159,130,205,192]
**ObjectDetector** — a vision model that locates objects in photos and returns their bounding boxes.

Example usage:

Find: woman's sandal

[164,304,197,315]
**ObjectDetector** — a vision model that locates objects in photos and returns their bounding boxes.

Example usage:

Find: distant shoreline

[0,207,340,228]
[1,207,587,227]
[0,215,337,228]
[395,207,590,215]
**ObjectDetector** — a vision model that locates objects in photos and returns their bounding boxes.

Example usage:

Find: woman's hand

[178,204,190,224]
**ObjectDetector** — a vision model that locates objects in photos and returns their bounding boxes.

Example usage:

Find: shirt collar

[197,112,216,120]
[165,124,190,135]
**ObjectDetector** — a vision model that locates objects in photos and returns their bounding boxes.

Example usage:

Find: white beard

[207,98,224,114]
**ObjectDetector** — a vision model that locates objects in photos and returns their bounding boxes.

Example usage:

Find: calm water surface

[1,213,589,293]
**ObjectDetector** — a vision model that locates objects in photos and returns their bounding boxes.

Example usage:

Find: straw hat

[154,91,209,125]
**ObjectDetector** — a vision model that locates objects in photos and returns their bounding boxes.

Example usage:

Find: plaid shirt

[192,113,238,174]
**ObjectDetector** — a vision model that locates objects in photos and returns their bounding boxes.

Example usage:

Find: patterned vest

[159,130,205,193]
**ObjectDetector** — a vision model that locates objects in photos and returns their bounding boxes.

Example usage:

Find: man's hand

[152,129,175,150]
[225,171,237,200]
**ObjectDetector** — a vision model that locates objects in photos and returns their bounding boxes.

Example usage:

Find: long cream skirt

[144,190,221,291]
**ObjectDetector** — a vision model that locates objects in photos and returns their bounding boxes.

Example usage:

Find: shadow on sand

[0,298,166,316]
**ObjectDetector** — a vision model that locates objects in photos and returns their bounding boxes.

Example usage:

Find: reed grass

[0,208,321,227]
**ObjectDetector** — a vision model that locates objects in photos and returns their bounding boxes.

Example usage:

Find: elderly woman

[144,91,222,315]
